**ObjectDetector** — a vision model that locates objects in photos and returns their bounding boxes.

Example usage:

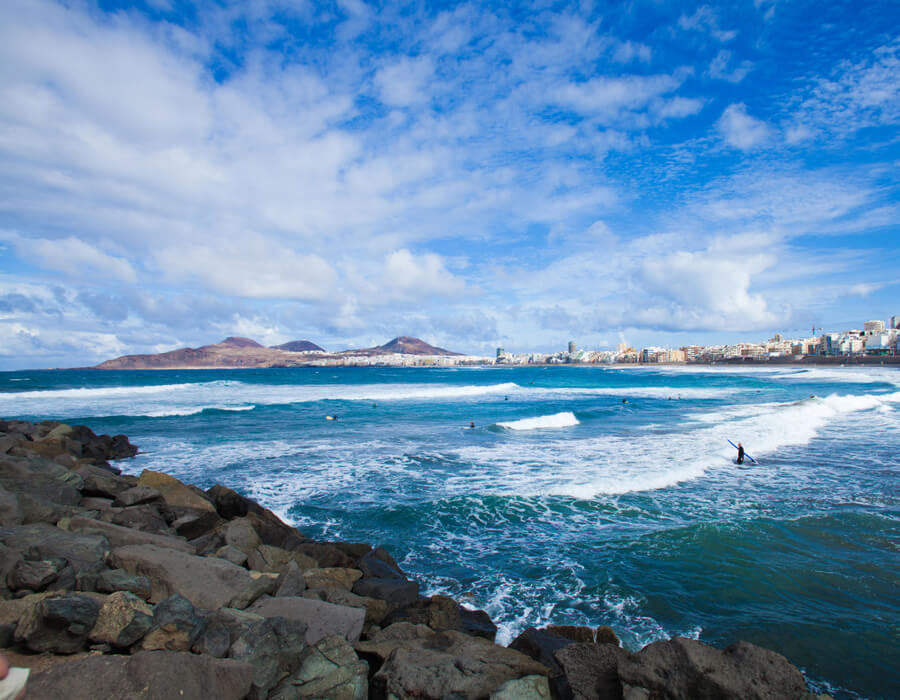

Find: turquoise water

[2,365,898,698]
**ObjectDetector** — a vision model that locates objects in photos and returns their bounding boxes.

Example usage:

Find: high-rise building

[864,320,885,334]
[891,315,900,330]
[496,347,505,358]
[568,341,576,354]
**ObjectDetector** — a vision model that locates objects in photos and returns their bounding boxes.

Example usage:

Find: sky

[0,0,898,368]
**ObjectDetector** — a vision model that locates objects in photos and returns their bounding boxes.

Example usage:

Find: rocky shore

[0,418,832,699]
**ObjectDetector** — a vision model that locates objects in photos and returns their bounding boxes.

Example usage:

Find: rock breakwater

[0,418,831,699]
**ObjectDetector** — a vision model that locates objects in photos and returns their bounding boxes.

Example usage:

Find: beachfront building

[864,320,885,334]
[865,329,899,354]
[891,316,900,329]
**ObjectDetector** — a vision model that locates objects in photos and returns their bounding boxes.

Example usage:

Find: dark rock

[554,641,630,700]
[546,625,595,643]
[74,464,132,498]
[229,616,308,700]
[25,649,254,700]
[247,596,365,645]
[510,626,578,697]
[207,484,251,519]
[142,593,207,652]
[198,607,265,653]
[103,503,170,533]
[301,567,362,591]
[247,544,316,574]
[0,523,109,572]
[79,496,114,511]
[368,627,550,700]
[89,590,154,648]
[617,637,809,700]
[109,543,254,609]
[0,622,14,647]
[330,541,372,560]
[14,592,102,653]
[382,594,462,631]
[596,625,621,646]
[0,485,23,527]
[96,568,153,600]
[194,623,231,658]
[228,573,279,610]
[8,558,61,592]
[276,560,307,597]
[292,542,355,568]
[190,529,226,555]
[303,586,389,631]
[113,485,163,508]
[352,576,419,607]
[172,509,223,539]
[358,548,404,579]
[461,606,498,641]
[269,634,368,700]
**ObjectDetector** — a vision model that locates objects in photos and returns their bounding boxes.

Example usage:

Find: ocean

[2,365,897,698]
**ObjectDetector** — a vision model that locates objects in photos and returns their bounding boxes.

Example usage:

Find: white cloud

[373,56,434,107]
[677,7,737,42]
[612,40,652,64]
[154,236,337,300]
[709,50,753,83]
[1,231,136,282]
[382,249,466,298]
[552,73,685,122]
[716,103,772,150]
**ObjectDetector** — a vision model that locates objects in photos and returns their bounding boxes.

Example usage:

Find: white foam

[531,386,735,400]
[0,380,520,418]
[449,390,900,498]
[497,412,580,430]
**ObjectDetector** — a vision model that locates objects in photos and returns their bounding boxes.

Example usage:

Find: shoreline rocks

[0,418,832,699]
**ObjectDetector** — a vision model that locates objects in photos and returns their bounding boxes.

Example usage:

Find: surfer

[736,442,745,465]
[469,421,475,428]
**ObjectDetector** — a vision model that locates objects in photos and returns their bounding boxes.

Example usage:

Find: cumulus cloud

[373,56,434,107]
[382,249,466,298]
[1,232,136,283]
[154,236,337,300]
[716,103,772,150]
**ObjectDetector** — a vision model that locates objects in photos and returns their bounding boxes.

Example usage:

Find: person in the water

[736,442,745,465]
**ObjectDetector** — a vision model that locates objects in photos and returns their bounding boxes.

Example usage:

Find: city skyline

[1,0,898,370]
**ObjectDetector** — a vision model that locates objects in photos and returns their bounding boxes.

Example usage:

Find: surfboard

[728,439,758,464]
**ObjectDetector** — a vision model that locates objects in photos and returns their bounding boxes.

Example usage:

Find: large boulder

[247,544,317,574]
[193,607,265,658]
[554,641,631,700]
[223,517,262,554]
[367,626,550,700]
[0,485,23,526]
[109,544,254,609]
[207,484,304,548]
[95,568,153,600]
[0,523,109,572]
[352,576,419,607]
[8,558,64,592]
[74,464,132,498]
[67,516,195,553]
[228,616,308,700]
[382,594,496,640]
[617,637,809,700]
[113,486,163,508]
[89,590,154,649]
[141,594,207,652]
[303,587,389,629]
[247,596,366,645]
[137,470,215,512]
[14,592,102,653]
[509,626,577,697]
[302,567,362,591]
[25,650,254,700]
[269,634,368,700]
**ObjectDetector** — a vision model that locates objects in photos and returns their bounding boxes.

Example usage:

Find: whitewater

[2,364,897,698]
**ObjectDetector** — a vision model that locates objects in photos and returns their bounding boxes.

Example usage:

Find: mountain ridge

[92,336,463,369]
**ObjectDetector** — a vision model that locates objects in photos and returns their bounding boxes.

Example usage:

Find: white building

[864,320,885,334]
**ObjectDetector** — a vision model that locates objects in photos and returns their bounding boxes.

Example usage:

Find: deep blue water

[2,365,898,698]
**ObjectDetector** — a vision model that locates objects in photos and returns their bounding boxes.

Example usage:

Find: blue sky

[0,0,898,368]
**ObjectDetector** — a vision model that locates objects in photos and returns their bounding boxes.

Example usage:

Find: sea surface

[2,365,898,698]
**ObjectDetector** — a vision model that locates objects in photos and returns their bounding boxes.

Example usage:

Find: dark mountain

[217,336,263,348]
[354,336,462,356]
[272,340,325,352]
